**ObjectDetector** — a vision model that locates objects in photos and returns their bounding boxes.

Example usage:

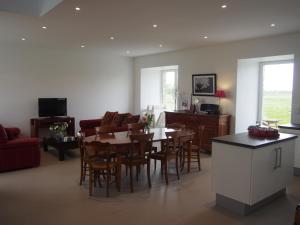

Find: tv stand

[30,117,75,138]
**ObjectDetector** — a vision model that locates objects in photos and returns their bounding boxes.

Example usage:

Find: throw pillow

[101,111,118,126]
[121,114,140,126]
[5,128,21,140]
[111,113,129,127]
[0,124,8,144]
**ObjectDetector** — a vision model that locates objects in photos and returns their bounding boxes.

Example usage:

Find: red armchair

[80,112,140,137]
[0,125,40,172]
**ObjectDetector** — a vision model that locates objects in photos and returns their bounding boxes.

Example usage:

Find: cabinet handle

[274,148,278,169]
[278,147,282,168]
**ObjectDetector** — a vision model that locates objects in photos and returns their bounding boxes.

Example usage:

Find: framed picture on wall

[192,74,216,96]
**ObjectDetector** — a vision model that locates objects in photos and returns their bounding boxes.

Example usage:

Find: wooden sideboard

[30,117,75,138]
[165,111,231,152]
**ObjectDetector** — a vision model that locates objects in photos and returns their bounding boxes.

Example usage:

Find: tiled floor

[0,149,300,225]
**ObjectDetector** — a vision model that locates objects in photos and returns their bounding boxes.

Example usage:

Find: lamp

[215,90,226,112]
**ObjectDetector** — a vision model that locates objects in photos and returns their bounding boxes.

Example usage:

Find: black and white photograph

[192,74,216,96]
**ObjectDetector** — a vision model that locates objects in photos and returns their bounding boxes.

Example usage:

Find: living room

[1,0,300,225]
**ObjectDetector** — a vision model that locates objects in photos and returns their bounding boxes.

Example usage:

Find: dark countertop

[212,132,297,149]
[279,123,300,130]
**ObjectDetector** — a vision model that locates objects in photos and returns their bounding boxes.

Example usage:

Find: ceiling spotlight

[21,38,26,41]
[42,26,47,30]
[110,36,115,40]
[75,7,81,11]
[204,36,208,39]
[81,45,85,48]
[159,44,163,48]
[270,23,276,27]
[153,24,158,28]
[221,5,227,8]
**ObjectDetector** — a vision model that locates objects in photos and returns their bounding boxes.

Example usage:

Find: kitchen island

[212,132,297,215]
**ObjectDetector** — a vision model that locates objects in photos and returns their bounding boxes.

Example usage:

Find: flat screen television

[38,98,67,117]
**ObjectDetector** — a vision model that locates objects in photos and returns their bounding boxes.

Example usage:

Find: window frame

[257,59,294,122]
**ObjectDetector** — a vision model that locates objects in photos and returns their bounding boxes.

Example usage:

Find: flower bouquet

[140,113,154,130]
[49,122,69,141]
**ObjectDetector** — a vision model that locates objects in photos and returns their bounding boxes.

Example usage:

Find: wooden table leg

[187,141,191,173]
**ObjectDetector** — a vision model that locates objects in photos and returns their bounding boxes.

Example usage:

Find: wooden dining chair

[181,125,204,172]
[128,123,145,132]
[150,131,181,185]
[122,132,154,192]
[166,123,186,130]
[84,141,121,197]
[77,132,88,185]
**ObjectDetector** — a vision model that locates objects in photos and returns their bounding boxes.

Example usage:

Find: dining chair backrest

[95,125,116,136]
[179,130,194,147]
[166,123,186,130]
[165,131,181,153]
[129,132,154,158]
[77,131,86,159]
[84,141,113,163]
[128,123,145,132]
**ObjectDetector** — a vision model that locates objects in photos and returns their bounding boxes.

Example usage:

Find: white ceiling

[0,0,300,57]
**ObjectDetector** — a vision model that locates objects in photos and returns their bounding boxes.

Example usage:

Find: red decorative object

[0,125,40,172]
[215,90,226,98]
[248,125,280,139]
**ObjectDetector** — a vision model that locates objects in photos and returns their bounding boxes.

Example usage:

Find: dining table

[84,127,195,172]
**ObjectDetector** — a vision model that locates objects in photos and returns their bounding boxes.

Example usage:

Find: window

[140,66,178,111]
[258,61,294,125]
[161,70,177,111]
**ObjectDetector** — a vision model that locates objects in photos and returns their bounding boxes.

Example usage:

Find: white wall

[133,32,300,133]
[140,68,161,110]
[235,59,259,133]
[0,45,134,135]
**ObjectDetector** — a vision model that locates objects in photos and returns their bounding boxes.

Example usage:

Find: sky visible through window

[262,63,294,124]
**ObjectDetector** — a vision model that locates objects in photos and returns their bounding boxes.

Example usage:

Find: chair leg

[116,164,121,192]
[181,149,186,172]
[161,161,164,176]
[80,161,84,185]
[197,151,201,171]
[106,170,110,197]
[176,155,180,180]
[164,160,169,185]
[136,165,140,182]
[89,168,93,196]
[147,160,152,188]
[129,164,134,193]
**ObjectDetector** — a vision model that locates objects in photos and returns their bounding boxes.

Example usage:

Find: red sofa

[0,125,40,172]
[80,112,140,137]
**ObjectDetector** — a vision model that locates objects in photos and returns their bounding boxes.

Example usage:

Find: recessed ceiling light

[159,44,163,48]
[126,50,131,54]
[221,4,227,9]
[42,26,47,30]
[21,38,26,41]
[81,45,85,48]
[110,36,115,40]
[153,24,158,28]
[204,36,208,39]
[270,23,276,27]
[75,7,80,11]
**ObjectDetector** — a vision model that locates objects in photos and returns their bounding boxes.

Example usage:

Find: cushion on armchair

[101,111,118,125]
[0,124,8,144]
[5,128,21,140]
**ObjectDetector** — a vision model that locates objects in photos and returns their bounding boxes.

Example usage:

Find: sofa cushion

[5,128,21,140]
[111,113,130,127]
[102,111,118,126]
[4,137,39,149]
[0,124,8,144]
[79,119,102,129]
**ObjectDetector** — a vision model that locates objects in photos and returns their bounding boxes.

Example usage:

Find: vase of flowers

[140,113,154,131]
[49,122,68,141]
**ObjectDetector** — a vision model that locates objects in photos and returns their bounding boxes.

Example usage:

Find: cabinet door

[250,140,295,205]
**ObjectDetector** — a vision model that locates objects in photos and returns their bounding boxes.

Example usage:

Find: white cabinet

[251,141,294,204]
[279,127,300,169]
[212,133,296,213]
